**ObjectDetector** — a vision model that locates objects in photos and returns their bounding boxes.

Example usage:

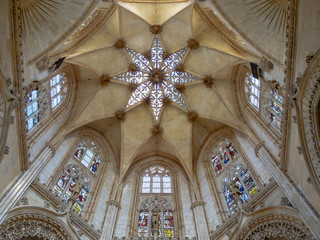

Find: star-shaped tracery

[112,35,201,121]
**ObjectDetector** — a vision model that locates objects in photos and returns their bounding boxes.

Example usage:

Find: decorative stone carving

[35,55,50,72]
[202,75,214,88]
[280,197,292,207]
[113,38,126,50]
[187,38,200,50]
[100,74,111,86]
[57,204,67,213]
[174,83,185,93]
[21,196,29,206]
[44,200,51,209]
[3,146,9,155]
[128,83,139,92]
[259,57,273,72]
[297,146,303,154]
[301,62,320,185]
[306,54,314,65]
[114,109,127,122]
[186,110,199,123]
[175,64,185,73]
[150,25,162,34]
[238,216,315,240]
[0,213,73,239]
[162,96,171,106]
[151,124,164,136]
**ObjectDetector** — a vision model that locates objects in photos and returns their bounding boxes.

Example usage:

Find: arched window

[141,166,172,193]
[24,85,48,131]
[137,197,174,238]
[50,73,67,109]
[210,138,239,174]
[244,73,260,109]
[73,139,101,174]
[222,164,257,214]
[52,165,90,214]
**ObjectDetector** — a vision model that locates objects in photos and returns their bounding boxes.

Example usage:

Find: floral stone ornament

[111,35,201,121]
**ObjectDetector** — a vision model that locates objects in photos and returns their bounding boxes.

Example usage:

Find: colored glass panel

[226,142,238,160]
[57,170,71,189]
[74,144,86,159]
[212,155,222,173]
[90,156,101,173]
[163,210,174,237]
[138,210,149,237]
[64,177,78,202]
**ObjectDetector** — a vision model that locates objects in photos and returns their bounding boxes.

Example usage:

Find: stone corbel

[254,141,265,157]
[190,200,206,210]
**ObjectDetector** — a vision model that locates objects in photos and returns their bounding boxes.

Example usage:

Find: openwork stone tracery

[111,35,201,121]
[238,215,315,240]
[0,213,73,240]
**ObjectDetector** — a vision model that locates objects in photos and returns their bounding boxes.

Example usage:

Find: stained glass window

[222,165,257,214]
[163,210,174,237]
[50,73,67,109]
[141,167,172,194]
[244,73,260,109]
[137,198,174,238]
[210,139,239,174]
[138,210,149,237]
[269,88,283,129]
[73,140,101,174]
[52,166,90,215]
[113,35,201,121]
[25,90,40,131]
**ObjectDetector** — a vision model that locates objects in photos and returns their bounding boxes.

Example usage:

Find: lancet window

[52,165,90,214]
[210,138,239,174]
[137,197,174,238]
[50,73,67,109]
[141,166,172,194]
[221,164,257,214]
[244,73,260,109]
[73,139,102,174]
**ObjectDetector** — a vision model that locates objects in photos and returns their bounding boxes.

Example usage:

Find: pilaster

[101,200,121,240]
[0,144,55,223]
[191,201,209,240]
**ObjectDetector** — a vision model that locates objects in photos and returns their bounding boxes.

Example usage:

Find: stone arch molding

[236,215,315,240]
[295,49,320,192]
[0,207,79,240]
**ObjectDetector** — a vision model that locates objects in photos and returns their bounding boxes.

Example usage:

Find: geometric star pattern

[112,35,201,121]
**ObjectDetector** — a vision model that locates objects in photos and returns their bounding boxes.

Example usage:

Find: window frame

[141,166,172,194]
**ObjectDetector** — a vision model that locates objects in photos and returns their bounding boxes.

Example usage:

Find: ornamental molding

[210,180,277,239]
[236,214,315,240]
[0,70,16,163]
[0,207,78,240]
[254,141,265,157]
[106,200,121,208]
[295,49,320,192]
[190,200,206,209]
[30,180,101,239]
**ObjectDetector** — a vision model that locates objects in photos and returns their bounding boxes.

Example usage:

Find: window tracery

[73,138,102,174]
[24,85,48,131]
[141,166,172,194]
[244,73,260,109]
[50,73,67,109]
[112,35,201,121]
[221,164,257,214]
[52,164,90,214]
[137,197,174,238]
[210,138,239,174]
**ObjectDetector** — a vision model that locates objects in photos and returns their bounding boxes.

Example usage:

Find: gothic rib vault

[53,2,260,180]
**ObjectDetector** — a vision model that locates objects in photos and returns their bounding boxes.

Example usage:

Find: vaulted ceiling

[22,0,287,181]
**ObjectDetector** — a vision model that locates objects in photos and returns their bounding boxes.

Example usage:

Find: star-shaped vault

[112,35,200,121]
